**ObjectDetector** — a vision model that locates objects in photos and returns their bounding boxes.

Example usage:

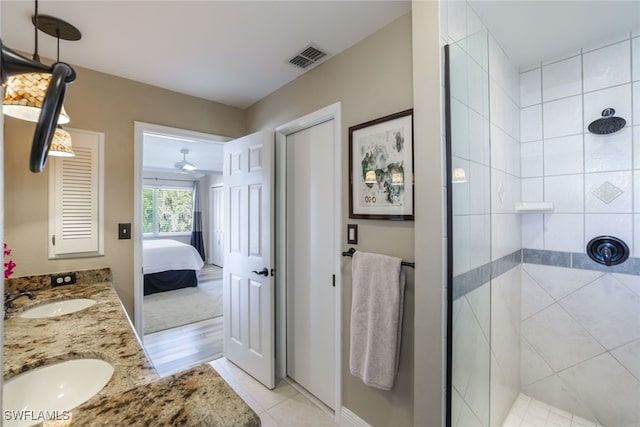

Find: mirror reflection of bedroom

[140,126,227,377]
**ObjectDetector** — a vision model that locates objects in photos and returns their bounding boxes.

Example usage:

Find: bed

[142,239,205,295]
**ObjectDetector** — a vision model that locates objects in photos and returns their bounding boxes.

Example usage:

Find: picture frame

[349,109,414,220]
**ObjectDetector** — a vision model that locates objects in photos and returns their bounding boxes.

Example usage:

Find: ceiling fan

[174,148,198,173]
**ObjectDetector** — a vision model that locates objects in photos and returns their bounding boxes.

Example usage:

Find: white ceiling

[1,1,637,108]
[1,0,411,109]
[469,0,640,70]
[3,1,637,173]
[143,133,224,175]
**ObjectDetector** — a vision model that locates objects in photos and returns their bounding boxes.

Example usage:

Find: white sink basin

[3,359,114,427]
[19,298,96,319]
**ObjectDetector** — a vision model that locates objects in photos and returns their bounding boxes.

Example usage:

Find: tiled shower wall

[488,33,522,427]
[444,1,523,426]
[445,1,493,425]
[448,6,640,427]
[520,34,640,254]
[518,33,640,426]
[520,263,640,426]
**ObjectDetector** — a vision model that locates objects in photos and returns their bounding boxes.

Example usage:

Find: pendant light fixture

[34,15,81,158]
[1,40,77,172]
[3,72,71,123]
[2,1,78,125]
[49,126,75,157]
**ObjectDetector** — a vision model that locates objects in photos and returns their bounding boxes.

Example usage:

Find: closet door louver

[50,130,103,256]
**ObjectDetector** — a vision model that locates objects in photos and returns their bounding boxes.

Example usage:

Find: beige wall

[412,0,446,426]
[411,2,445,426]
[4,64,245,317]
[3,6,445,425]
[246,13,416,426]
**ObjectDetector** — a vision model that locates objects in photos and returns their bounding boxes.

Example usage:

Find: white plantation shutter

[49,129,104,257]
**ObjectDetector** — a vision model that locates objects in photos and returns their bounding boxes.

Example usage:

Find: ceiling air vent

[288,45,328,70]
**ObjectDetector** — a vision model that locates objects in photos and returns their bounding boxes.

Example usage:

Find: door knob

[252,268,269,277]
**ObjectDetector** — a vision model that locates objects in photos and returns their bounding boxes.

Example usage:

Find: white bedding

[142,239,204,274]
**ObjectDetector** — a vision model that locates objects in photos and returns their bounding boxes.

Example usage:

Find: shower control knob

[586,236,629,267]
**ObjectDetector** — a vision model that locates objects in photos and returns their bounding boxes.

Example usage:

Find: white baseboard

[340,407,372,427]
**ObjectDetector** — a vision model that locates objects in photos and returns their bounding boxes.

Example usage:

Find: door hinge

[271,268,275,277]
[52,235,56,246]
[332,274,336,287]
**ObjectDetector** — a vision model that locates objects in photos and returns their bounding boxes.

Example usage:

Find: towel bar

[342,248,415,268]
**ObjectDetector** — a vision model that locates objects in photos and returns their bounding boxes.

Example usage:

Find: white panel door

[286,120,336,408]
[223,129,275,389]
[209,186,224,267]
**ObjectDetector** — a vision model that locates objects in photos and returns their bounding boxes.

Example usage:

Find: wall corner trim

[340,407,372,427]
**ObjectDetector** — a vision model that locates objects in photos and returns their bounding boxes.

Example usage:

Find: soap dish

[515,202,554,214]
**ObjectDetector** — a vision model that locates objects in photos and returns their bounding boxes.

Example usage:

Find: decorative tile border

[521,249,570,268]
[492,250,522,279]
[453,248,640,300]
[452,263,490,300]
[524,249,640,276]
[453,250,521,300]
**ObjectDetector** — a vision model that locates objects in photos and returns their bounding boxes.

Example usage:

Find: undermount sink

[19,298,96,319]
[3,359,114,427]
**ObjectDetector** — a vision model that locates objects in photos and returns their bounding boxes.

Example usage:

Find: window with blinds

[49,129,104,258]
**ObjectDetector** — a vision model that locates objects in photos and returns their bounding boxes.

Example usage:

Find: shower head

[588,108,626,135]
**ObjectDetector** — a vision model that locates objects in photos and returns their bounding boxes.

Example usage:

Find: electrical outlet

[51,272,77,287]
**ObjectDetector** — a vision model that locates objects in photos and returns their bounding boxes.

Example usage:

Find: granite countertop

[72,364,259,426]
[4,269,260,426]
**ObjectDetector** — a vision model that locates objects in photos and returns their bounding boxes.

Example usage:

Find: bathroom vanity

[4,268,260,426]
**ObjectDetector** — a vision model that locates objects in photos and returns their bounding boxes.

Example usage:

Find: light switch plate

[119,223,131,240]
[347,224,358,244]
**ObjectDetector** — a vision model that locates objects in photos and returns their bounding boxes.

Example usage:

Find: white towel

[349,250,406,391]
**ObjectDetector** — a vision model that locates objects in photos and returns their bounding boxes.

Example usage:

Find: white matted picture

[349,109,414,220]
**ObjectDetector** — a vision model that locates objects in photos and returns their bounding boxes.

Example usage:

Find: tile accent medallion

[592,181,624,205]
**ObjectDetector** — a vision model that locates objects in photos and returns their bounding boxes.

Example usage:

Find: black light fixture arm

[33,0,40,62]
[1,42,49,82]
[30,62,74,172]
[0,41,75,84]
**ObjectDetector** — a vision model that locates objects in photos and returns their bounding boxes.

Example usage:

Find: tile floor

[501,393,604,427]
[210,357,338,427]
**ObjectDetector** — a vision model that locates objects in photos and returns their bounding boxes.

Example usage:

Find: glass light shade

[3,73,71,124]
[48,127,75,157]
[181,163,197,172]
[365,170,377,184]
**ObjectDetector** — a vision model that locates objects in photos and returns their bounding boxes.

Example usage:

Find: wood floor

[143,315,224,377]
[143,264,225,377]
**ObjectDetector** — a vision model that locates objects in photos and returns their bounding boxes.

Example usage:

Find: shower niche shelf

[515,202,554,214]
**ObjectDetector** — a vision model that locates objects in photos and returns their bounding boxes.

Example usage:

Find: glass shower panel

[446,25,491,427]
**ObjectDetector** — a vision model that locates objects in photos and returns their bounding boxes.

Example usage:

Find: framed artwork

[349,109,414,220]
